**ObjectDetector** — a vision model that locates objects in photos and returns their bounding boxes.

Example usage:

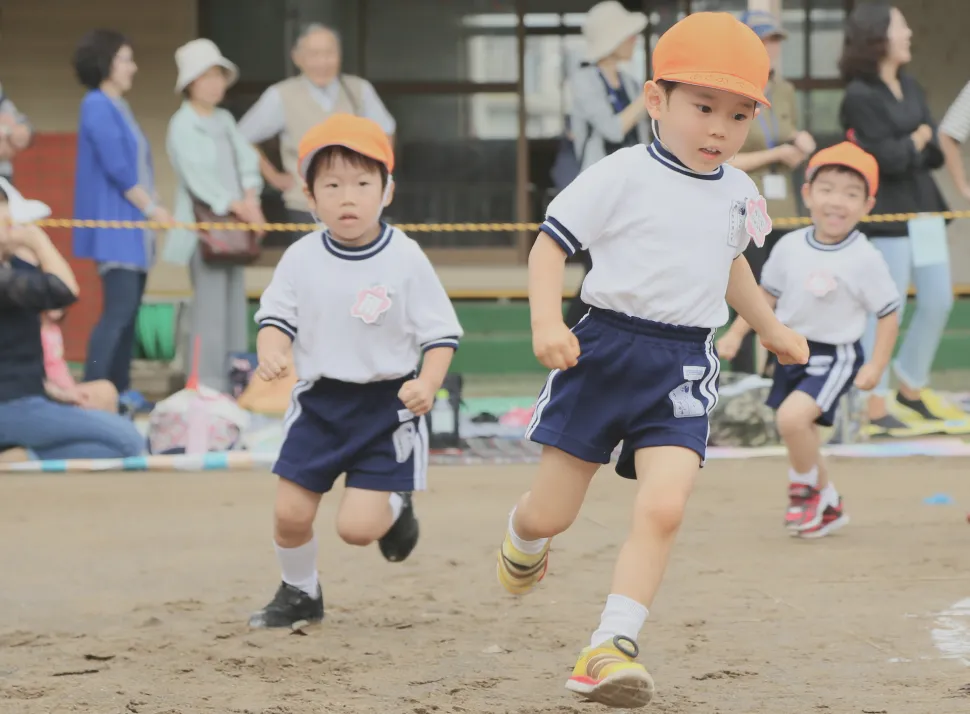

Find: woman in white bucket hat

[561,1,651,328]
[165,38,265,394]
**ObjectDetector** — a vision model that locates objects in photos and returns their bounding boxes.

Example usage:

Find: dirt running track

[1,457,969,713]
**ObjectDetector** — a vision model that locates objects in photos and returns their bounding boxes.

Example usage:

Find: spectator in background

[939,80,970,203]
[165,39,265,393]
[0,180,144,461]
[0,83,32,184]
[238,23,395,232]
[838,3,962,433]
[726,10,816,375]
[71,30,173,404]
[562,0,650,328]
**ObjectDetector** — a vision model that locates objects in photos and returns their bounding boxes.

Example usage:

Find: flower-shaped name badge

[805,270,838,298]
[351,285,393,325]
[744,195,773,248]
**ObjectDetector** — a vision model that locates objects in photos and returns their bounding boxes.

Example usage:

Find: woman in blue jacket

[72,29,173,399]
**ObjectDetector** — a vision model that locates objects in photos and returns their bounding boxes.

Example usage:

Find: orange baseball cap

[806,141,879,197]
[652,12,771,107]
[297,114,395,181]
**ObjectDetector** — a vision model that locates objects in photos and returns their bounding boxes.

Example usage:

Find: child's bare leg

[498,446,599,594]
[249,478,324,628]
[566,445,697,709]
[337,486,421,563]
[273,478,323,592]
[776,392,842,533]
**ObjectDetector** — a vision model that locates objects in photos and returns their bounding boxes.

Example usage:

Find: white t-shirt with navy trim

[254,223,463,384]
[540,142,763,329]
[761,226,901,345]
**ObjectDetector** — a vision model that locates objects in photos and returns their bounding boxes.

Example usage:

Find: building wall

[0,0,197,203]
[2,0,970,285]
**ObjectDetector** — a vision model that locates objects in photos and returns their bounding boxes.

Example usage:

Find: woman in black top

[838,3,959,434]
[0,183,145,460]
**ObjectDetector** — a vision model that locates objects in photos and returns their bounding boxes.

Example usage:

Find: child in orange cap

[719,142,899,539]
[494,12,808,708]
[249,114,463,630]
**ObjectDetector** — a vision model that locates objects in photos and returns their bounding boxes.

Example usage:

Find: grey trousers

[189,248,248,393]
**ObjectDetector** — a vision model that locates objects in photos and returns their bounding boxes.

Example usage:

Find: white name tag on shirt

[762,173,788,200]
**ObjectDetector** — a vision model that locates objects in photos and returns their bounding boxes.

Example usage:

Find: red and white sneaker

[785,484,820,530]
[796,498,849,539]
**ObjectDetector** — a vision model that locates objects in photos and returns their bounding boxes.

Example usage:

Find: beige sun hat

[174,38,239,94]
[583,1,648,62]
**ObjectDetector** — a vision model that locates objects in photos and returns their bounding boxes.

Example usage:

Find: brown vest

[277,75,365,211]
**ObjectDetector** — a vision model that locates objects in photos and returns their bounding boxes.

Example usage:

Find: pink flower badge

[351,285,393,325]
[745,195,773,248]
[805,270,838,298]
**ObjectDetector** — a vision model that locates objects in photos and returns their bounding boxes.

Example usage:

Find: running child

[494,12,809,709]
[250,114,463,629]
[717,142,900,539]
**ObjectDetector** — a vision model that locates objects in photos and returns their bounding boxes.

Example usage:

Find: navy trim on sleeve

[422,336,460,353]
[258,317,297,340]
[762,285,782,298]
[877,300,901,319]
[539,215,583,256]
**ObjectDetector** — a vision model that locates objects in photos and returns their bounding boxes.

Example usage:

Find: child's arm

[253,246,300,381]
[400,250,464,415]
[725,255,808,365]
[855,245,903,389]
[716,288,777,361]
[854,313,899,390]
[529,234,580,371]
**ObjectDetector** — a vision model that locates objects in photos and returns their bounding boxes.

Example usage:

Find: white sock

[590,594,649,649]
[275,537,320,598]
[789,465,819,488]
[508,507,548,555]
[821,482,839,505]
[389,492,405,523]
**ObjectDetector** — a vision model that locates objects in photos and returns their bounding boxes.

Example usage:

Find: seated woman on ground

[0,180,145,462]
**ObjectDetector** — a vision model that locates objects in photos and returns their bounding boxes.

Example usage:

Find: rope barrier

[29,209,970,233]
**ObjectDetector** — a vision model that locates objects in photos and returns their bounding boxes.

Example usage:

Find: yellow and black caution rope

[29,209,970,233]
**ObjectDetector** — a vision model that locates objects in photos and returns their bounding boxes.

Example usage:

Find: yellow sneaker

[920,389,970,423]
[565,635,655,708]
[496,533,550,595]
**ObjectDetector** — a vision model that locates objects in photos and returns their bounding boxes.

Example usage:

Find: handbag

[193,199,261,265]
[190,124,263,265]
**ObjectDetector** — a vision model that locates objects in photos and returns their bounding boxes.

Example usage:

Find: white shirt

[255,225,463,384]
[761,227,901,345]
[238,76,396,144]
[940,80,970,143]
[540,142,763,329]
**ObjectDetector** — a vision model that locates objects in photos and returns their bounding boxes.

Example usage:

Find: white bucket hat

[0,177,51,224]
[174,38,239,94]
[583,1,648,62]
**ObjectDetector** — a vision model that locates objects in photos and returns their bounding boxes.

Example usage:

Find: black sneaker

[895,393,941,421]
[248,582,324,629]
[378,492,420,563]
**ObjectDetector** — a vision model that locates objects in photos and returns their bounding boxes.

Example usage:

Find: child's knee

[633,489,689,535]
[335,488,393,546]
[274,481,320,540]
[776,395,818,437]
[335,512,385,546]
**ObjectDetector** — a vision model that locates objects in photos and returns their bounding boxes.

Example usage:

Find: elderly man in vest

[238,23,395,233]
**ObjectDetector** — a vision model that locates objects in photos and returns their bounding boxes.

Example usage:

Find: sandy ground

[2,457,970,714]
